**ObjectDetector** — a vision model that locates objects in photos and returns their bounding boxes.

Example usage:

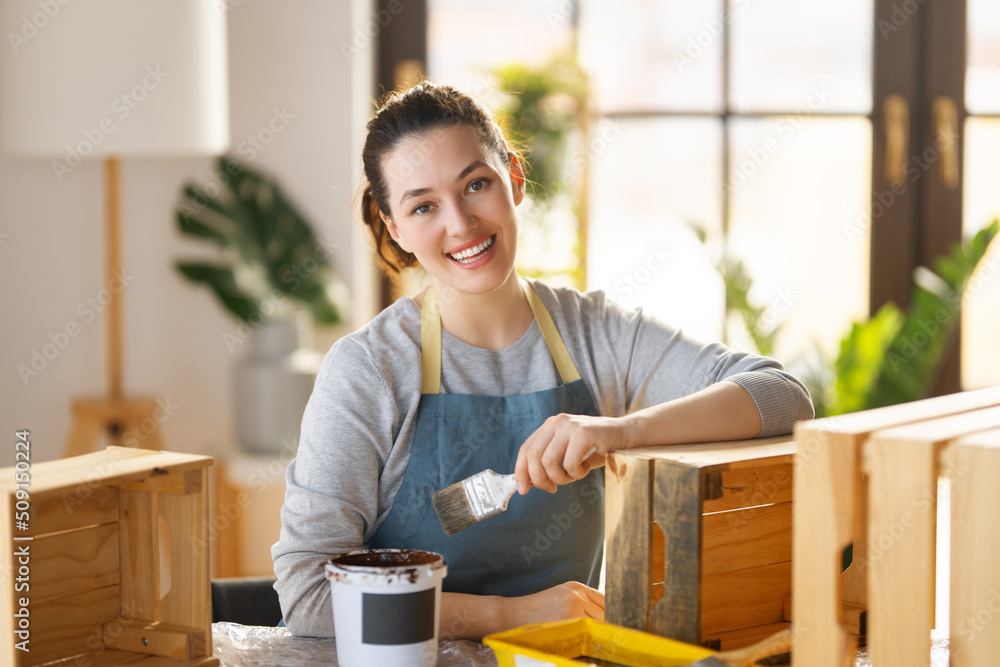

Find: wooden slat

[792,426,858,667]
[158,468,212,655]
[104,620,205,660]
[791,388,1000,667]
[27,485,118,537]
[604,453,654,632]
[25,585,119,666]
[703,502,792,576]
[0,491,16,667]
[650,461,702,643]
[864,435,937,667]
[40,650,147,666]
[614,436,794,467]
[864,405,1000,667]
[128,656,219,666]
[701,561,792,637]
[947,428,1000,666]
[1,447,213,498]
[702,462,793,513]
[802,385,1000,437]
[109,468,203,496]
[30,523,119,602]
[704,621,792,652]
[119,490,160,623]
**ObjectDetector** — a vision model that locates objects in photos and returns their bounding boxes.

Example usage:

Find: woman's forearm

[623,380,762,448]
[439,592,507,640]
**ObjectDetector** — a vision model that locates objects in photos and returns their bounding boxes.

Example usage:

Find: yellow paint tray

[484,617,717,667]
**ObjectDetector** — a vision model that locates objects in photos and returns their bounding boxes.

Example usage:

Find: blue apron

[368,281,605,596]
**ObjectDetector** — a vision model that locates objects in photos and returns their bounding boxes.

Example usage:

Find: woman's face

[380,124,525,297]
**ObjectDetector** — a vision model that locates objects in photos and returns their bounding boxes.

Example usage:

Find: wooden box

[0,446,219,666]
[605,435,796,650]
[793,385,1000,667]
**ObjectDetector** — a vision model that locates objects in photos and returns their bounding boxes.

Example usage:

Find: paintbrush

[682,628,794,667]
[434,447,600,536]
[432,469,518,536]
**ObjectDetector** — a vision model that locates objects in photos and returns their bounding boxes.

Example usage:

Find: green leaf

[827,303,904,416]
[175,211,231,247]
[175,261,258,323]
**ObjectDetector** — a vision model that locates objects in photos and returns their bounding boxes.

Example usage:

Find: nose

[444,199,478,237]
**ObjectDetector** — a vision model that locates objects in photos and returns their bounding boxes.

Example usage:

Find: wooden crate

[793,385,1000,667]
[0,446,219,666]
[605,435,797,650]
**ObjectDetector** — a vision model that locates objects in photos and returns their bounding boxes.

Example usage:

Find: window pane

[727,117,871,360]
[730,0,873,113]
[966,0,1000,113]
[428,0,573,105]
[962,118,1000,389]
[579,0,723,113]
[586,118,724,342]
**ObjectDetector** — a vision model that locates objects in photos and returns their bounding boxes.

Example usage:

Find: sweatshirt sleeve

[270,337,400,637]
[577,289,815,436]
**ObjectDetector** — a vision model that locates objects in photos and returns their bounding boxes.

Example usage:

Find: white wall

[0,1,376,462]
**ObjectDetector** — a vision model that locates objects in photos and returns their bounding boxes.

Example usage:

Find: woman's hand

[514,413,633,494]
[502,581,605,628]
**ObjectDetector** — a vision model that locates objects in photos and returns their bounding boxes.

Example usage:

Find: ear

[509,154,526,206]
[380,210,412,253]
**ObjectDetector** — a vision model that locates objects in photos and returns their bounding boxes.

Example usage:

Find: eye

[412,202,433,216]
[468,178,489,193]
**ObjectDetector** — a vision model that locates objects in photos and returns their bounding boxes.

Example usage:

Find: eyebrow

[397,160,490,207]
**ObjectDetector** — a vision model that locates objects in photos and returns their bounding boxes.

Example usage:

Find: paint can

[325,549,448,667]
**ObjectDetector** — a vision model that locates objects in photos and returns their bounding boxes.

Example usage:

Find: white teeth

[450,235,494,262]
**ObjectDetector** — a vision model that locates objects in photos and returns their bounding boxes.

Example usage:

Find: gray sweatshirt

[271,279,815,637]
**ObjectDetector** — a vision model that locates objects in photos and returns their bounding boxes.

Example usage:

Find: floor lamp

[0,1,229,457]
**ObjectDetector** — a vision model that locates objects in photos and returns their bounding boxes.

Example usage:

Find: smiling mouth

[447,235,496,264]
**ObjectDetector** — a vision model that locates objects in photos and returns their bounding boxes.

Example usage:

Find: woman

[272,82,814,638]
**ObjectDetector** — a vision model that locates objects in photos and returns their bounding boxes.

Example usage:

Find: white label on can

[514,656,558,667]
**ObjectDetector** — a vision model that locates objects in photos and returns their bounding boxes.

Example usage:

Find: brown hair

[360,82,517,273]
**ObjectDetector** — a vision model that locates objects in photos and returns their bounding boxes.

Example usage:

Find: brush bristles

[432,482,478,536]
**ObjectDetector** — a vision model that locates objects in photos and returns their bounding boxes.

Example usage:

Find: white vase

[233,319,321,454]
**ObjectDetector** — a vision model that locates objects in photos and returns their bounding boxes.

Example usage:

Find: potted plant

[174,156,347,453]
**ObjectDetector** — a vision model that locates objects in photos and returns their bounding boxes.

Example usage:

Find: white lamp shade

[0,0,229,157]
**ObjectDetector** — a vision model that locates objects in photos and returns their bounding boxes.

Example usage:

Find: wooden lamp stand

[63,157,165,457]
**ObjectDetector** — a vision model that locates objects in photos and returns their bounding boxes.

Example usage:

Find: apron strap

[419,280,582,395]
[520,280,582,384]
[421,286,442,395]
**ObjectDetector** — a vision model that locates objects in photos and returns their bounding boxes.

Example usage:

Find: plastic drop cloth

[212,622,499,667]
[212,623,952,667]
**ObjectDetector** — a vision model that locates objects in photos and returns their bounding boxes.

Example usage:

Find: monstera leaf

[175,156,343,325]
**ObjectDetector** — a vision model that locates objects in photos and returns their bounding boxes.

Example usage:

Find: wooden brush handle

[715,628,795,667]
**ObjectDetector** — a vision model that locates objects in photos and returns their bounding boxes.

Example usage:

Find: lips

[447,234,496,264]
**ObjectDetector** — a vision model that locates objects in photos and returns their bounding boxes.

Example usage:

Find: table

[210,623,952,666]
[212,622,499,666]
